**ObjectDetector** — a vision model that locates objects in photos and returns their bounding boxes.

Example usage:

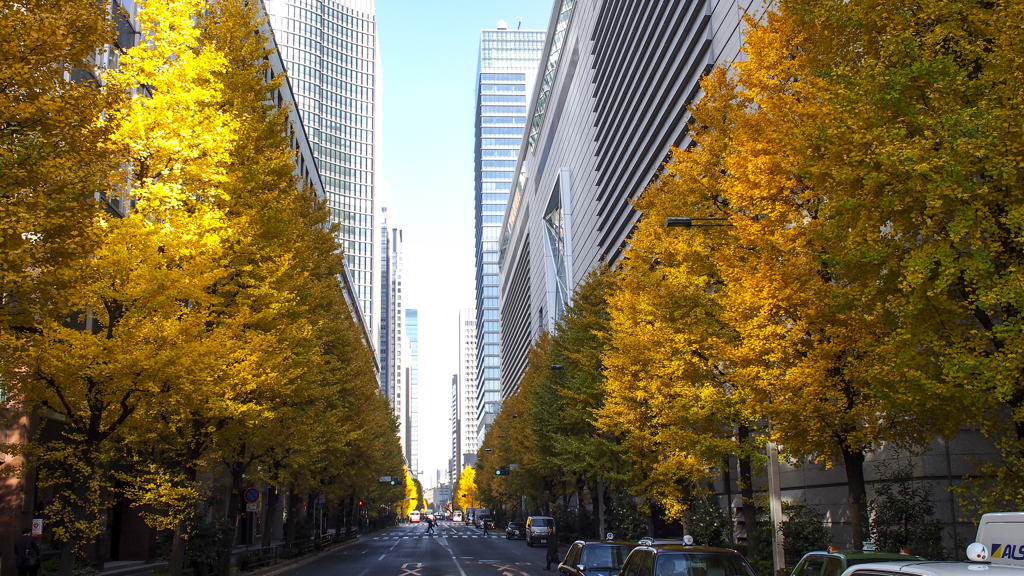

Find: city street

[281,522,553,576]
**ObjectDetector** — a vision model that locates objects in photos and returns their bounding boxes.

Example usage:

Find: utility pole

[766,441,785,574]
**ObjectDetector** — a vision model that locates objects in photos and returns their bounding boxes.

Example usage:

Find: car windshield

[533,518,553,527]
[655,553,757,576]
[581,544,635,569]
[509,523,521,529]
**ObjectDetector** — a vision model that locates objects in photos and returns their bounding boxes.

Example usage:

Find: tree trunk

[58,474,94,576]
[347,495,355,537]
[738,426,759,560]
[58,536,79,576]
[168,521,187,576]
[842,446,868,550]
[169,459,201,573]
[591,482,602,540]
[218,465,245,576]
[284,488,300,548]
[723,456,735,545]
[261,486,279,548]
[305,491,317,541]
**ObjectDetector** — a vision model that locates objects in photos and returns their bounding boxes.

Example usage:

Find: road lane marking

[398,563,423,576]
[433,533,469,576]
[377,554,385,561]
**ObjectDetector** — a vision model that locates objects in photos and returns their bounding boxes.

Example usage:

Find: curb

[101,562,170,576]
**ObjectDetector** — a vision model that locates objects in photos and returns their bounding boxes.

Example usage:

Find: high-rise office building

[474,21,545,442]
[497,0,765,395]
[453,309,478,482]
[406,308,419,477]
[264,0,381,344]
[451,373,459,485]
[380,221,407,462]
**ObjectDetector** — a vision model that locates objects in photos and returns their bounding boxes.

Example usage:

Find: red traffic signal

[358,501,363,506]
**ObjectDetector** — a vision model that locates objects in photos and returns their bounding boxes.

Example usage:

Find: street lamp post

[665,215,785,573]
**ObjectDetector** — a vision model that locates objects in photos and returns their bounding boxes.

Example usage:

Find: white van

[453,511,463,522]
[525,516,555,547]
[978,512,1024,566]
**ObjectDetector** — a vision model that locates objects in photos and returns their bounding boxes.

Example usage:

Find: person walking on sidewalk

[15,528,40,576]
[544,528,559,571]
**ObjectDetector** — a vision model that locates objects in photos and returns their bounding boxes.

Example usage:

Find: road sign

[379,476,392,482]
[31,519,42,537]
[246,503,258,512]
[243,488,260,503]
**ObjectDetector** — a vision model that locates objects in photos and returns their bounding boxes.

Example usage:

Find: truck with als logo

[978,512,1024,565]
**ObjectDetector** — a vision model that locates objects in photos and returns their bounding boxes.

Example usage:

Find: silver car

[526,516,556,547]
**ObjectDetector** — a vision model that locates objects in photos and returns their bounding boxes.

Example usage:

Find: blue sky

[375,0,555,487]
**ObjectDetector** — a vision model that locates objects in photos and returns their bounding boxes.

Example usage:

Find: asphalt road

[277,521,557,576]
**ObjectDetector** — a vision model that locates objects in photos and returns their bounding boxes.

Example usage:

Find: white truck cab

[978,512,1024,566]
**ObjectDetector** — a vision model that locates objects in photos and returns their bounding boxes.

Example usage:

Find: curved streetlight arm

[664,217,733,228]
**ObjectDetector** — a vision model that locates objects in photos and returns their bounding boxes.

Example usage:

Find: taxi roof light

[967,543,989,563]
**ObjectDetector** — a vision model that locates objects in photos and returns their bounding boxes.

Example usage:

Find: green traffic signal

[495,469,502,475]
[390,480,396,485]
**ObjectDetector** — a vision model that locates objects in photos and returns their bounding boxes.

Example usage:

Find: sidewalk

[100,561,169,576]
[98,528,390,576]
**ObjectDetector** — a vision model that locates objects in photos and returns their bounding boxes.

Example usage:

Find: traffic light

[495,466,510,476]
[358,501,363,506]
[390,480,396,485]
[461,493,467,498]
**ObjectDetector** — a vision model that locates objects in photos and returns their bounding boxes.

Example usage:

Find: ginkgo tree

[0,0,114,331]
[454,465,479,513]
[2,0,404,573]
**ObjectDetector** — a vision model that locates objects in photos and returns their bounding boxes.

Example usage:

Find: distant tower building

[378,201,393,398]
[458,308,479,468]
[473,20,545,442]
[264,0,382,344]
[451,373,459,485]
[406,308,419,477]
[380,223,407,462]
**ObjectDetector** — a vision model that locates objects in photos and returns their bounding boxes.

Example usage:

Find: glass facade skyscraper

[264,0,380,341]
[406,308,418,476]
[474,23,545,441]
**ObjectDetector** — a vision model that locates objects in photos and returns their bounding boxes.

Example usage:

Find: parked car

[526,516,556,547]
[506,522,525,540]
[638,538,687,546]
[791,549,924,576]
[558,540,638,576]
[838,560,1024,576]
[618,543,757,576]
[976,512,1024,567]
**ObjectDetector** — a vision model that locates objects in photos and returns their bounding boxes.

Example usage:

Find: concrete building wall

[707,431,997,554]
[498,0,768,396]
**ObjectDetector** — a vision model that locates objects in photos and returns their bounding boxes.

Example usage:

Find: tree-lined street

[282,522,547,576]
